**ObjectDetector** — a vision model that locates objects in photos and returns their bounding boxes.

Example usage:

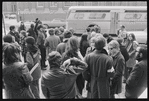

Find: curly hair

[3,43,21,65]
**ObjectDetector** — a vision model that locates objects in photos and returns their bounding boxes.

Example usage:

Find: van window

[74,13,84,19]
[89,13,106,19]
[125,14,142,19]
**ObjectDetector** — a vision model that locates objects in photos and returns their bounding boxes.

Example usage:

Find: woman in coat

[25,36,41,99]
[125,33,138,75]
[62,36,84,96]
[3,43,34,99]
[108,40,125,98]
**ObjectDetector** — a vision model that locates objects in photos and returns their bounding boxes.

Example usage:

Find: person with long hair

[125,33,138,76]
[25,36,41,99]
[80,33,90,57]
[3,43,34,99]
[62,36,84,97]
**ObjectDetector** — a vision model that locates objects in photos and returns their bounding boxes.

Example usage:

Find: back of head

[3,35,13,43]
[59,26,64,33]
[69,28,75,34]
[48,28,55,35]
[103,33,109,38]
[94,36,106,50]
[54,28,60,35]
[48,51,62,68]
[30,24,34,28]
[67,36,79,52]
[63,30,72,38]
[3,43,21,65]
[107,36,114,44]
[25,36,35,45]
[9,25,15,31]
[81,33,88,41]
[37,24,43,30]
[20,30,27,37]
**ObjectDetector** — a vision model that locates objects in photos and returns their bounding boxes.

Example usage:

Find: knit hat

[48,51,62,68]
[25,36,35,45]
[3,35,13,43]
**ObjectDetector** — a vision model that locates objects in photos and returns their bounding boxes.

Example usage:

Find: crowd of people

[2,19,147,99]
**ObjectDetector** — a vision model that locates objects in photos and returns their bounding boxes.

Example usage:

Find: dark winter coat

[83,50,113,98]
[3,62,34,99]
[8,31,20,44]
[125,60,147,98]
[80,40,90,57]
[120,45,129,62]
[27,28,37,42]
[110,52,125,94]
[41,58,87,99]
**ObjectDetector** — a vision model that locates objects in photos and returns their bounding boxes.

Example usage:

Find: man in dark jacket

[8,25,20,44]
[125,45,147,98]
[83,36,114,98]
[36,25,47,70]
[18,21,26,33]
[56,30,72,55]
[41,51,87,99]
[116,38,129,83]
[108,40,125,98]
[27,24,37,42]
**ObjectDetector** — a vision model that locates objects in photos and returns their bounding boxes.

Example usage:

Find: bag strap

[28,51,39,74]
[29,62,39,74]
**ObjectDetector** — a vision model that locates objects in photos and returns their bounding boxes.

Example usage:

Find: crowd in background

[2,18,147,99]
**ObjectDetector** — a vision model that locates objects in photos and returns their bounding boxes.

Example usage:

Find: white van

[66,6,147,36]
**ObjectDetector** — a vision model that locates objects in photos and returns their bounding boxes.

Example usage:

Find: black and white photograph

[2,1,147,99]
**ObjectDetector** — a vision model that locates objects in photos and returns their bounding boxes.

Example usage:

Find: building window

[37,2,44,7]
[50,2,57,7]
[78,2,84,6]
[84,2,91,6]
[92,2,98,6]
[71,2,77,6]
[64,2,72,7]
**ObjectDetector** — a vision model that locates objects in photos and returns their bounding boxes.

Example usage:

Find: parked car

[9,14,16,19]
[4,14,10,18]
[42,21,66,29]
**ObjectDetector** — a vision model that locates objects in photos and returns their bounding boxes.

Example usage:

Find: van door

[110,10,124,36]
